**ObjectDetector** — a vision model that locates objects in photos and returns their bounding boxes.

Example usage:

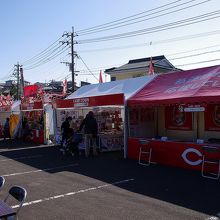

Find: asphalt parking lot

[0,139,219,220]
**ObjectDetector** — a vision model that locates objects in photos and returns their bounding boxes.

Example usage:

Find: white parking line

[2,163,79,177]
[205,217,219,220]
[12,178,134,208]
[0,155,43,162]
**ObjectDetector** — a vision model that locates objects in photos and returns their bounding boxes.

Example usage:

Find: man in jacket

[80,111,98,157]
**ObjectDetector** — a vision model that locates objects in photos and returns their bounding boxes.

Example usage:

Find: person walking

[3,118,10,140]
[79,111,98,157]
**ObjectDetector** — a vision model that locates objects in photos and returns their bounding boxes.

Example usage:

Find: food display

[94,108,123,135]
[94,107,124,151]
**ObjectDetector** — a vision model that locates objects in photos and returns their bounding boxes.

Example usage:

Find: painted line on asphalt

[12,178,134,208]
[205,216,219,220]
[0,145,53,152]
[0,155,43,162]
[2,163,79,177]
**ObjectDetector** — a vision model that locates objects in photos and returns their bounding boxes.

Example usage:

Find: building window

[111,76,116,81]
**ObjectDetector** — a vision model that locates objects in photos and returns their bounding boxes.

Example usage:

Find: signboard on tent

[55,93,124,109]
[21,85,43,110]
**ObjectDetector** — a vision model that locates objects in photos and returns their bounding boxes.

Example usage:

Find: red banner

[24,85,38,97]
[20,101,43,111]
[0,95,13,112]
[128,138,220,172]
[205,104,220,131]
[55,93,124,109]
[165,106,192,130]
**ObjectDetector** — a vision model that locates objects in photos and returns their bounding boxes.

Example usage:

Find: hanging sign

[184,107,205,112]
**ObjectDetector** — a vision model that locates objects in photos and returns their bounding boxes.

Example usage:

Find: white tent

[61,75,157,157]
[66,75,156,101]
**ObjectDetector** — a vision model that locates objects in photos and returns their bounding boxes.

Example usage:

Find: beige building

[105,55,180,81]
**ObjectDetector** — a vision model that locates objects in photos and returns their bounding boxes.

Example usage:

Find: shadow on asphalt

[0,139,219,216]
[0,139,39,149]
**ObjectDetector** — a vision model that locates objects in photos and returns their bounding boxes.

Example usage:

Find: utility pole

[71,26,75,93]
[14,62,22,100]
[61,27,78,92]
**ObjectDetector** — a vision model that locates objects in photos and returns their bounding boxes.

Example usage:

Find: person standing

[60,116,72,148]
[3,118,10,140]
[79,111,98,157]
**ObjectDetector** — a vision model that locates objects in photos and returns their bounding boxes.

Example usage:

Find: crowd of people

[2,111,99,158]
[60,111,98,157]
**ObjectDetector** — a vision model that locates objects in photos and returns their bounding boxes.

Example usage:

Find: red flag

[148,57,155,75]
[63,79,67,95]
[24,85,38,97]
[99,70,103,83]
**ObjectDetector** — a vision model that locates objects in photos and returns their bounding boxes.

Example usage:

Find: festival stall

[20,85,55,144]
[54,75,156,154]
[127,65,220,178]
[0,95,20,138]
[20,93,45,144]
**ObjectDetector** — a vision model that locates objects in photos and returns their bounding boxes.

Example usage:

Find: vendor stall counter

[128,137,220,174]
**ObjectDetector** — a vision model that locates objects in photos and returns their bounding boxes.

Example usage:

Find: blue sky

[1,0,220,85]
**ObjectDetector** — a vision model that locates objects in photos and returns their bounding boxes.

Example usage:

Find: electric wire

[23,44,66,69]
[78,10,220,44]
[78,56,99,81]
[24,45,70,70]
[77,30,220,54]
[77,0,186,33]
[21,35,66,65]
[169,49,220,60]
[78,0,211,36]
[175,58,220,67]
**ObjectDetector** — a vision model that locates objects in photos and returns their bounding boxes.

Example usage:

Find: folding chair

[0,176,5,191]
[138,139,152,166]
[201,146,220,180]
[4,185,27,219]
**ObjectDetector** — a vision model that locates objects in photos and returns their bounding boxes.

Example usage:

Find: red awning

[128,65,220,106]
[55,93,124,109]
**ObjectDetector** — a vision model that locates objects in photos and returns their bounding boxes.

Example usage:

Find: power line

[77,0,184,33]
[166,43,220,56]
[72,46,220,74]
[0,67,14,81]
[21,35,66,65]
[23,44,67,69]
[24,45,70,70]
[78,30,220,54]
[175,58,220,67]
[78,0,211,36]
[78,56,99,81]
[169,49,220,60]
[78,10,220,44]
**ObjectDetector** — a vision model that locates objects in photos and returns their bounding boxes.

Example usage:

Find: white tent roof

[66,75,156,101]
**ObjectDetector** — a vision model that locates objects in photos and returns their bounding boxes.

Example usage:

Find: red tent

[127,65,220,176]
[128,65,220,106]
